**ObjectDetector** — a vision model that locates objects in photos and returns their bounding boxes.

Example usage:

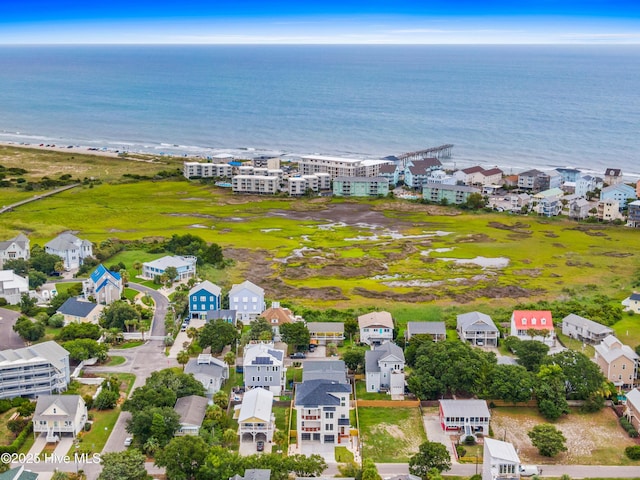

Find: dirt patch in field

[512,269,543,277]
[454,233,496,243]
[353,287,439,302]
[453,285,544,303]
[598,251,634,257]
[488,221,532,233]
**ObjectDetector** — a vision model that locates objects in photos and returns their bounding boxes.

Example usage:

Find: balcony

[301,427,321,432]
[302,415,320,420]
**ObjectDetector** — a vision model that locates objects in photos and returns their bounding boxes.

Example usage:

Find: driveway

[423,413,458,463]
[0,307,25,350]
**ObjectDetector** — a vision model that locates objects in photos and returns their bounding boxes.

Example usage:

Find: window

[242,296,248,302]
[522,318,527,325]
[252,296,258,302]
[325,412,334,419]
[541,318,546,325]
[233,296,239,302]
[192,296,197,301]
[531,318,537,325]
[325,424,333,431]
[200,295,206,301]
[623,364,626,370]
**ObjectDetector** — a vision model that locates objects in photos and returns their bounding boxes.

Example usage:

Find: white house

[184,354,229,397]
[510,310,555,346]
[457,312,499,347]
[174,395,208,436]
[33,395,87,442]
[243,343,286,396]
[0,270,29,305]
[482,438,521,480]
[623,293,640,314]
[358,311,394,346]
[236,387,275,444]
[561,313,613,344]
[365,341,405,395]
[439,399,490,438]
[229,280,266,321]
[404,321,446,342]
[82,264,123,305]
[45,233,93,271]
[56,297,103,325]
[141,255,197,281]
[0,233,30,269]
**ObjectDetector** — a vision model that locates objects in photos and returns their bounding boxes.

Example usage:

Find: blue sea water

[0,44,639,177]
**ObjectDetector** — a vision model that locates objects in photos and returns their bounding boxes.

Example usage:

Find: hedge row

[619,417,639,438]
[0,423,33,455]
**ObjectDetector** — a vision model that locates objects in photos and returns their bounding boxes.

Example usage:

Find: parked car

[256,440,265,452]
[290,352,306,359]
[124,437,133,447]
[519,465,539,476]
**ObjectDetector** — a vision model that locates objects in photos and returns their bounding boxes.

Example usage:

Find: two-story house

[0,233,30,269]
[358,311,394,346]
[600,184,637,209]
[184,354,229,398]
[141,255,197,282]
[365,341,405,395]
[0,270,29,305]
[229,280,266,321]
[623,293,640,314]
[243,343,286,396]
[45,233,93,271]
[457,312,499,347]
[604,168,624,186]
[482,438,521,480]
[510,310,555,347]
[531,188,564,217]
[294,379,351,446]
[439,399,491,438]
[625,388,640,431]
[259,302,296,341]
[594,335,638,390]
[561,314,613,344]
[517,169,549,193]
[188,280,222,319]
[307,322,345,346]
[174,395,208,436]
[33,395,87,442]
[405,321,446,343]
[237,387,275,445]
[628,200,640,228]
[82,264,123,305]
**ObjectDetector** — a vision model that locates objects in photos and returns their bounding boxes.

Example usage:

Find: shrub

[456,445,467,458]
[464,436,476,446]
[625,445,640,460]
[94,389,119,410]
[619,417,639,438]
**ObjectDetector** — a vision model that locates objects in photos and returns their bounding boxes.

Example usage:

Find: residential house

[294,379,351,445]
[439,399,490,437]
[243,343,286,396]
[82,264,122,305]
[575,175,599,198]
[422,183,480,205]
[259,302,296,340]
[307,322,345,346]
[0,270,28,305]
[174,395,209,436]
[33,395,87,441]
[236,387,275,444]
[230,470,272,480]
[547,170,563,189]
[0,341,70,399]
[141,255,197,281]
[561,314,613,344]
[517,169,549,193]
[568,198,591,220]
[510,193,531,213]
[555,167,582,183]
[365,341,405,395]
[637,179,640,198]
[625,388,640,431]
[358,311,394,346]
[44,233,93,271]
[594,335,638,390]
[229,280,266,321]
[303,360,348,384]
[188,280,222,319]
[597,199,624,222]
[531,187,564,217]
[426,169,456,185]
[56,297,103,325]
[404,158,443,189]
[332,176,389,197]
[600,184,637,209]
[454,166,485,185]
[184,354,229,397]
[457,312,499,347]
[0,466,39,480]
[405,321,446,342]
[0,233,30,269]
[378,163,400,186]
[623,293,640,314]
[604,168,624,186]
[627,200,640,228]
[510,310,555,346]
[482,438,521,480]
[206,309,237,325]
[479,168,504,186]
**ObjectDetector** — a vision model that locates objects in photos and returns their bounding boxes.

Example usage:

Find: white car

[124,437,133,447]
[519,465,539,476]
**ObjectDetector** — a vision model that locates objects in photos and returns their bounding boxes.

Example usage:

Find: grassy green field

[358,407,426,463]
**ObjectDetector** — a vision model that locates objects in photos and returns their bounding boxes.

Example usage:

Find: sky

[1,0,640,44]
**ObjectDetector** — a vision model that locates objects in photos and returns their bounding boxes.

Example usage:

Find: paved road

[0,307,26,350]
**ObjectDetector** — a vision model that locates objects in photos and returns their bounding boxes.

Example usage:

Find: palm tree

[224,351,236,369]
[132,261,142,276]
[54,261,65,276]
[186,326,199,343]
[177,350,190,371]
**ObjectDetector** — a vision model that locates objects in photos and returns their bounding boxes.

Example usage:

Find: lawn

[103,356,126,367]
[355,381,390,401]
[490,406,638,465]
[117,340,145,349]
[358,407,426,463]
[0,408,19,445]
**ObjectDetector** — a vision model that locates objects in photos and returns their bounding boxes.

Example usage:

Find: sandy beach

[0,140,121,158]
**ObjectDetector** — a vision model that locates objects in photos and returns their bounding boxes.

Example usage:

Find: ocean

[0,44,639,177]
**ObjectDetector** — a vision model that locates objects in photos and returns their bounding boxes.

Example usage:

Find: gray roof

[457,312,498,333]
[423,183,480,193]
[144,255,195,270]
[0,341,69,371]
[0,466,39,480]
[439,399,490,418]
[174,395,208,427]
[0,233,29,252]
[365,341,405,374]
[244,343,284,366]
[303,360,348,384]
[45,233,89,251]
[562,314,613,335]
[57,297,99,318]
[232,470,271,480]
[627,388,640,412]
[34,395,83,421]
[630,293,640,301]
[184,356,227,383]
[307,322,345,334]
[295,379,351,408]
[334,176,387,183]
[206,309,237,322]
[406,321,446,337]
[229,280,264,297]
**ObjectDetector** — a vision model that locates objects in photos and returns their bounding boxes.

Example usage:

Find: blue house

[82,264,122,305]
[600,183,637,209]
[189,281,222,319]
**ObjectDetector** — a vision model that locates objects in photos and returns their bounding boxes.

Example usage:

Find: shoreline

[1,139,639,183]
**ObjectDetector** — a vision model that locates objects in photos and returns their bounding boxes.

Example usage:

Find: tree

[94,389,119,410]
[543,350,608,402]
[28,270,48,289]
[48,313,65,328]
[154,435,209,480]
[464,192,487,210]
[512,340,549,372]
[528,423,568,457]
[286,454,327,477]
[280,322,310,351]
[535,364,570,421]
[29,251,62,275]
[19,294,39,316]
[361,459,382,480]
[57,322,102,341]
[62,338,109,362]
[123,368,205,412]
[100,300,141,330]
[409,441,452,478]
[98,449,150,480]
[132,261,142,276]
[248,318,273,340]
[224,351,236,369]
[164,266,178,284]
[486,364,534,404]
[199,320,238,354]
[2,258,29,276]
[342,347,366,372]
[344,317,359,339]
[126,406,180,447]
[177,350,190,371]
[13,315,45,343]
